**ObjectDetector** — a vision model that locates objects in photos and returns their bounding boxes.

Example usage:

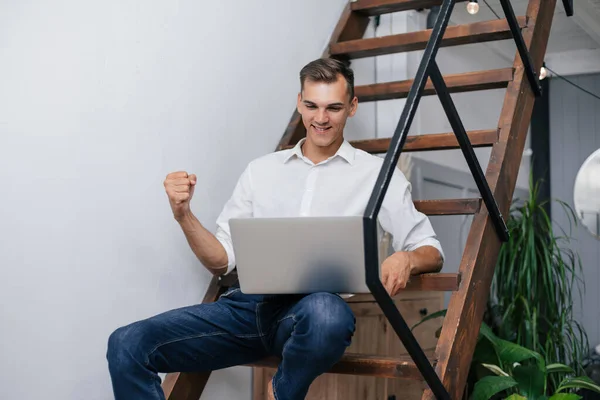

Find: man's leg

[106,288,268,400]
[267,292,356,400]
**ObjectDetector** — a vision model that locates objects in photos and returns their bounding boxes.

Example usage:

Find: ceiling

[448,0,600,75]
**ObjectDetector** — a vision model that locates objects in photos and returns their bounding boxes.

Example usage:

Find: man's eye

[306,105,317,109]
[328,108,342,112]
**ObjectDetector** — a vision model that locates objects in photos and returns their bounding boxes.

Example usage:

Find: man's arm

[164,171,228,276]
[378,167,445,296]
[176,212,228,276]
[381,246,443,296]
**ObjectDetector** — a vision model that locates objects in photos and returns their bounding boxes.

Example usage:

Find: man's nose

[315,109,328,124]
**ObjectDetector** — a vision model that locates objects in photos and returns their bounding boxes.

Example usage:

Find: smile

[312,125,331,133]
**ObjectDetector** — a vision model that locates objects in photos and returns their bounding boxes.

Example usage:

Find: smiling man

[106,58,444,400]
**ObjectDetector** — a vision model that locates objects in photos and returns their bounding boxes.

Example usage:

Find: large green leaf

[472,376,518,400]
[479,321,499,346]
[513,364,545,399]
[505,395,527,400]
[494,338,545,369]
[474,335,501,365]
[546,364,575,375]
[548,394,582,400]
[557,376,600,393]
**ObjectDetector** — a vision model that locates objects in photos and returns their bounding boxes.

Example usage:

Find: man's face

[297,75,358,149]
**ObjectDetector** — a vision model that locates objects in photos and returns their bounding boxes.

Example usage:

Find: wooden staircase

[161,0,557,398]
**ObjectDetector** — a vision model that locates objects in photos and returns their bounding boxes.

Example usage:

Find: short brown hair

[299,58,355,101]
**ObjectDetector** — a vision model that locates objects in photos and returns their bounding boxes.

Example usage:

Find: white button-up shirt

[215,138,444,274]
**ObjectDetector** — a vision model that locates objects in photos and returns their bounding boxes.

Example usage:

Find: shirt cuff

[215,234,236,275]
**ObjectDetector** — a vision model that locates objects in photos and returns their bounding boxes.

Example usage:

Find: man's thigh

[121,288,269,373]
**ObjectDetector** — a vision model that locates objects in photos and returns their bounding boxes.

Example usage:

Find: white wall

[0,1,350,399]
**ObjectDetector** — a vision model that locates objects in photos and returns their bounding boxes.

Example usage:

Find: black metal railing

[428,62,509,241]
[357,0,551,397]
[563,0,574,16]
[498,0,542,97]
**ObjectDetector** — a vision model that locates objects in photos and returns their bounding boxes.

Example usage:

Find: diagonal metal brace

[428,62,510,242]
[562,0,574,16]
[499,0,542,97]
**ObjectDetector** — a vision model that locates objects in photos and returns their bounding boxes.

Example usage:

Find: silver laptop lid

[229,216,373,294]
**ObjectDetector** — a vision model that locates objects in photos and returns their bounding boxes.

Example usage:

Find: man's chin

[310,138,334,148]
[307,133,337,146]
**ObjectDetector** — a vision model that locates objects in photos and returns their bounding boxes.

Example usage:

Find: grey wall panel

[550,73,600,349]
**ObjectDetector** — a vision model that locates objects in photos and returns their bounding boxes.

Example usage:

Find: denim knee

[107,323,148,372]
[297,293,355,352]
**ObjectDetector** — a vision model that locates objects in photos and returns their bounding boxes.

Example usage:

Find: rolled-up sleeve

[215,164,254,275]
[378,169,445,262]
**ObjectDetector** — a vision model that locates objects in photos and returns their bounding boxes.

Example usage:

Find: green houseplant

[413,177,590,395]
[471,322,600,400]
[486,177,588,389]
[413,315,599,400]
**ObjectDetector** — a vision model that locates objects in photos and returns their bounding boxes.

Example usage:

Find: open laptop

[229,216,377,294]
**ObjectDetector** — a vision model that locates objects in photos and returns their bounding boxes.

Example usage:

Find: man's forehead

[301,79,350,105]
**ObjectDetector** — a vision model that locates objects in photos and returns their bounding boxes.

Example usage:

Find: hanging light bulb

[539,65,548,80]
[466,0,480,15]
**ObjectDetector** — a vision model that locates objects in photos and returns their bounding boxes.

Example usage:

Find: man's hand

[381,246,443,297]
[164,171,197,220]
[381,252,412,297]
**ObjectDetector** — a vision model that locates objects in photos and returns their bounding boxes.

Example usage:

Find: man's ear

[296,92,302,114]
[349,96,358,117]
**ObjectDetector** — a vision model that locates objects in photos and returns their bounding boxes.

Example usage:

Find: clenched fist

[164,171,197,220]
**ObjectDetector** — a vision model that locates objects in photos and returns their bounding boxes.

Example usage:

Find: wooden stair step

[351,0,468,16]
[350,129,498,153]
[248,352,434,379]
[414,198,481,215]
[391,272,460,292]
[355,68,513,102]
[220,271,460,291]
[330,18,526,59]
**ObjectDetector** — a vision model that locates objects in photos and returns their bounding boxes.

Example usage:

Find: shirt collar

[283,138,356,165]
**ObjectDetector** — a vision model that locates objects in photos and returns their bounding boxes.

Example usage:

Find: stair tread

[248,352,436,379]
[405,272,460,291]
[351,0,468,16]
[415,198,481,216]
[351,273,461,294]
[330,18,526,59]
[220,270,461,292]
[355,68,513,102]
[349,129,498,153]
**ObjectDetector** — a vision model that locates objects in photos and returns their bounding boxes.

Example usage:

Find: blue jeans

[107,286,356,400]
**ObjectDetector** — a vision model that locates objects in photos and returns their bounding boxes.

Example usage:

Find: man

[107,58,444,400]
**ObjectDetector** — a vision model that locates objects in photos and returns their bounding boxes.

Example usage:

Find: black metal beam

[498,0,542,97]
[362,1,458,400]
[531,77,551,216]
[428,62,509,242]
[563,0,574,16]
